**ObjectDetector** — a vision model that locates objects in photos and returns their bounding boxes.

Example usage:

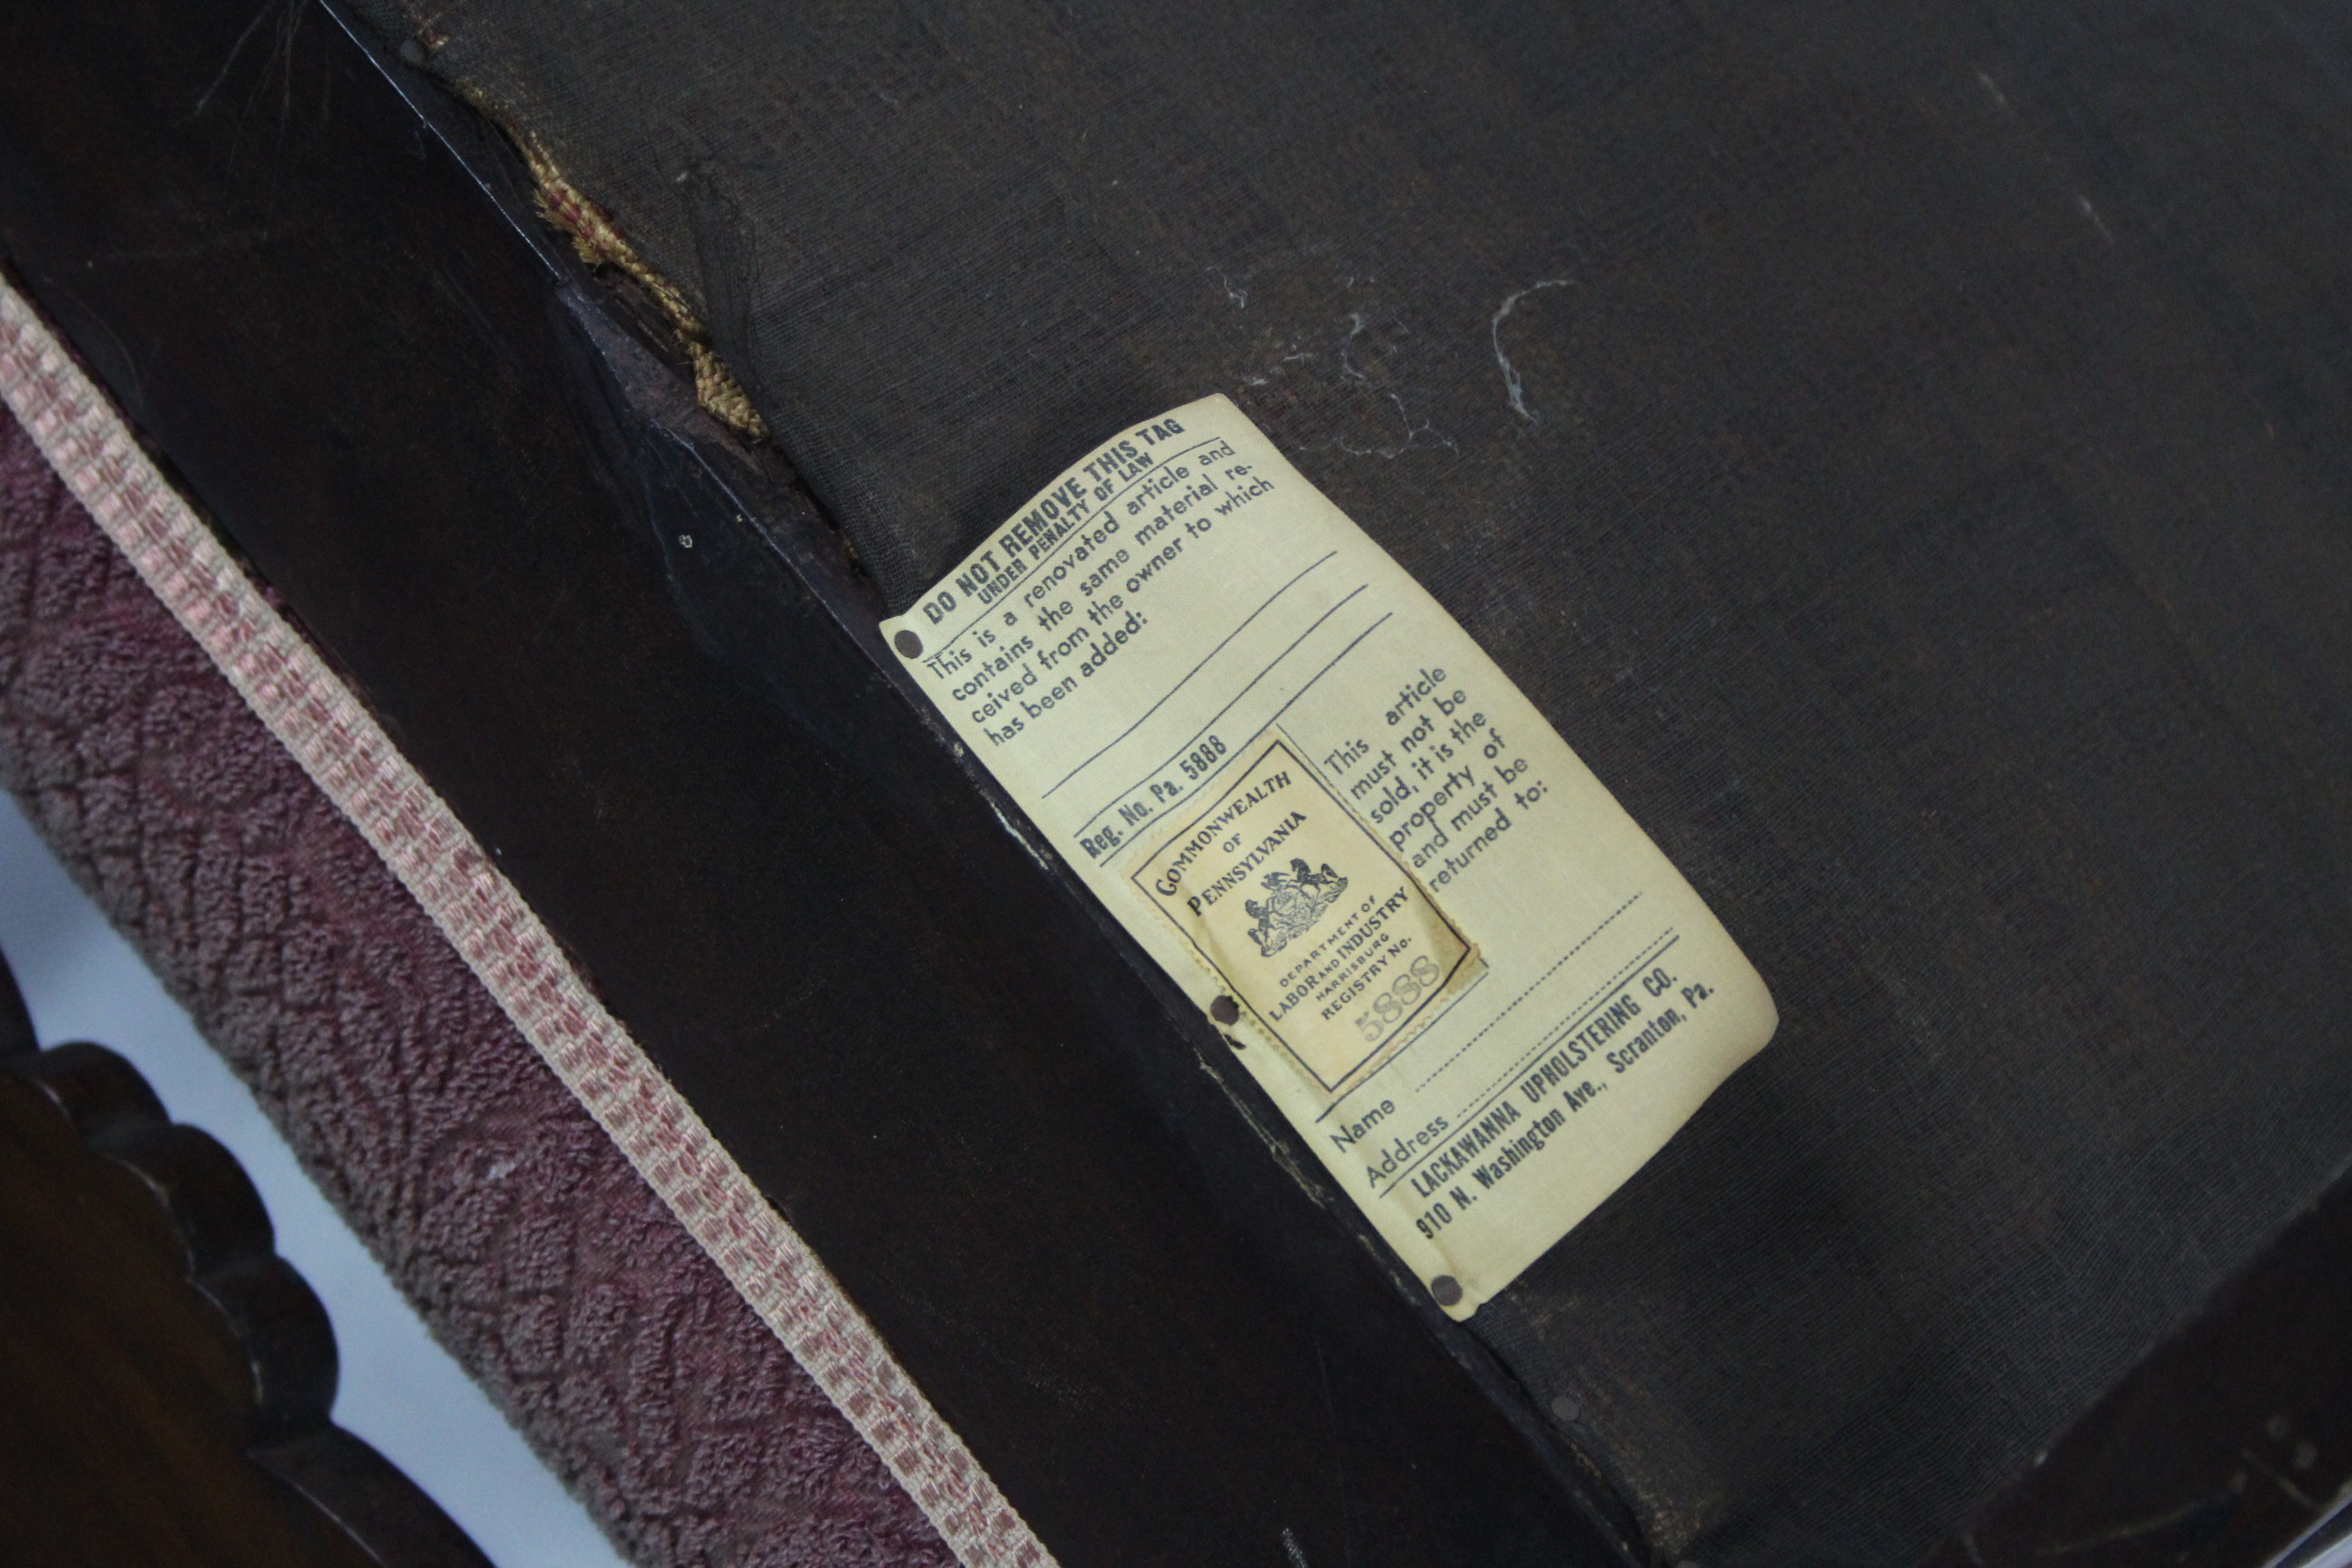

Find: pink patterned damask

[0,277,1048,1568]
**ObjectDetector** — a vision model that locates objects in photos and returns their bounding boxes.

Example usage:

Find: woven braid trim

[0,274,1053,1568]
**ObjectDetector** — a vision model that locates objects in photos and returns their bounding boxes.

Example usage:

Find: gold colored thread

[509,130,769,441]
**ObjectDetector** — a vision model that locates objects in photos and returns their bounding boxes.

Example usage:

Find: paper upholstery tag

[882,396,1776,1317]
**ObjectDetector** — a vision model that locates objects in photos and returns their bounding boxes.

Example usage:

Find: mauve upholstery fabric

[0,405,954,1568]
[358,3,2352,1563]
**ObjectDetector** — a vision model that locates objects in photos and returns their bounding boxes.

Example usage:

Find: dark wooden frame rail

[2,3,2350,1565]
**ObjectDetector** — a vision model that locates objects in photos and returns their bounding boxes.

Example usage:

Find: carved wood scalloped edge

[0,265,1054,1568]
[0,952,493,1567]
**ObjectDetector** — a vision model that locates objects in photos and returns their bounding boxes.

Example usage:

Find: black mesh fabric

[357,2,2352,1562]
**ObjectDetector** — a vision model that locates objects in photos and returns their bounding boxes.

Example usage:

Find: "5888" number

[1354,954,1444,1042]
[1177,735,1228,779]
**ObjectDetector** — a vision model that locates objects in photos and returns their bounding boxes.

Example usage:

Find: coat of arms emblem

[1244,858,1350,958]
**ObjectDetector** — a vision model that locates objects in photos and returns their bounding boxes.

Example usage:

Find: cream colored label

[883,395,1776,1317]
[1131,735,1481,1093]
